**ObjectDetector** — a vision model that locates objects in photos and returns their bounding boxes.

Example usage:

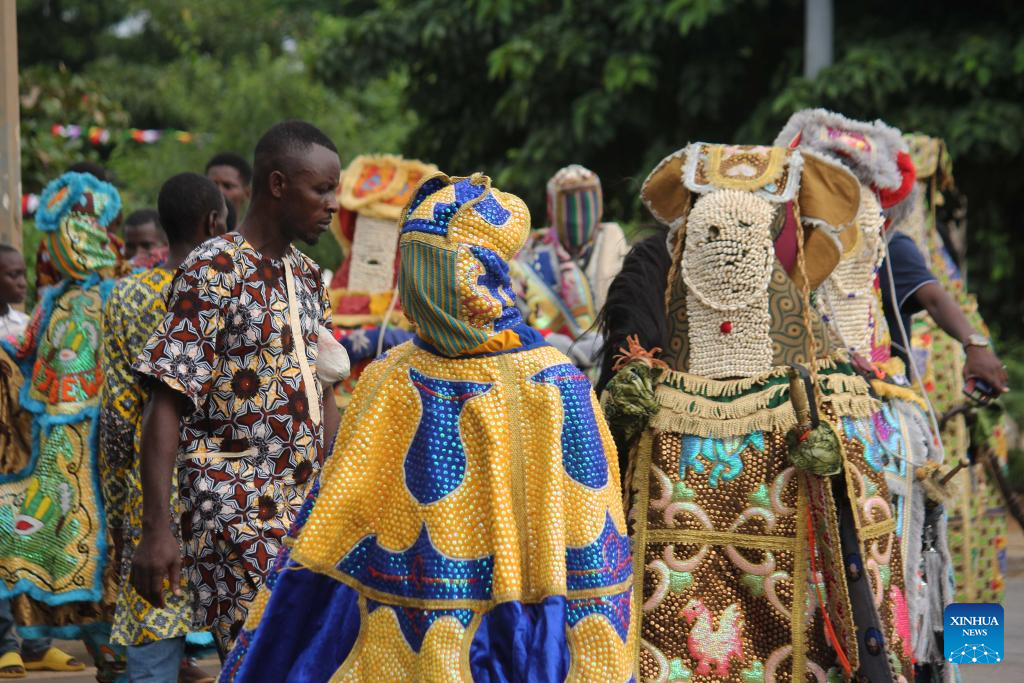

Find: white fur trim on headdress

[773,108,907,191]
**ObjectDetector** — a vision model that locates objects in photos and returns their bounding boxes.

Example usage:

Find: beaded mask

[398,172,535,357]
[546,164,603,255]
[816,187,889,358]
[777,111,918,363]
[643,142,861,378]
[35,172,120,281]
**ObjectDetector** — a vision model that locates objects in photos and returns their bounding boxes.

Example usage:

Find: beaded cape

[612,142,915,681]
[221,174,634,682]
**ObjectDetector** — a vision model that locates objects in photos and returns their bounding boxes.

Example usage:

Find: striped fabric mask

[546,165,603,254]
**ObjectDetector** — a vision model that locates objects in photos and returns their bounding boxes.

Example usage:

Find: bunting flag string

[48,123,199,145]
[18,124,204,217]
[22,193,41,217]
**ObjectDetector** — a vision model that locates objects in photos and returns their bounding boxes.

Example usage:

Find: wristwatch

[963,333,990,349]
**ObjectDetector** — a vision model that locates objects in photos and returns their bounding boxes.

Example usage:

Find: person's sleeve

[99,286,133,530]
[319,273,332,332]
[132,256,228,408]
[882,233,938,316]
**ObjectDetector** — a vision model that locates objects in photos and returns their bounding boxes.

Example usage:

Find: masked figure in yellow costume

[220,173,633,682]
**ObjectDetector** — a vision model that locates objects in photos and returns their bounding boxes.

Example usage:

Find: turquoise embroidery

[679,432,764,487]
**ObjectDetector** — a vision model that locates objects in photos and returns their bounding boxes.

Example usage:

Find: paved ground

[17,520,1024,681]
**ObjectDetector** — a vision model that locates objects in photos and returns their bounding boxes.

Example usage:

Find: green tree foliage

[16,0,412,276]
[311,0,1024,345]
[18,65,130,192]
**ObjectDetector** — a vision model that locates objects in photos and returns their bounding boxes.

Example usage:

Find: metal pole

[1,0,22,251]
[804,0,834,80]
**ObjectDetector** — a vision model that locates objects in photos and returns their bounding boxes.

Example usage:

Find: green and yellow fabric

[897,134,1009,604]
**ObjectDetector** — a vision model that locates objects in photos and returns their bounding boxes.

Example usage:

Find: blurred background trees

[15,0,1024,395]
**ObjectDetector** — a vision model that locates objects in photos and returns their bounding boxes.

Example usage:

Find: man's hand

[131,525,183,608]
[964,345,1010,394]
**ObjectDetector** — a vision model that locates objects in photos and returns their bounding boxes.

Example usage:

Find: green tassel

[787,423,842,476]
[604,360,662,444]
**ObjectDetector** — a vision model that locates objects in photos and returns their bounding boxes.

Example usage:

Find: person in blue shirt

[880,231,1008,395]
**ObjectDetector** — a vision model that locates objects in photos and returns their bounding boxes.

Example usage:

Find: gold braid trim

[651,378,878,438]
[650,396,878,438]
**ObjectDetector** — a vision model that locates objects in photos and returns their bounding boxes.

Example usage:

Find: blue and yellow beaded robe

[223,173,634,682]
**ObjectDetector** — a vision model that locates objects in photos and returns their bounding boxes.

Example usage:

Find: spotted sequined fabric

[297,343,633,678]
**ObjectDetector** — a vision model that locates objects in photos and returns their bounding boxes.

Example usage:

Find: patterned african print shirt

[133,232,330,650]
[100,266,197,645]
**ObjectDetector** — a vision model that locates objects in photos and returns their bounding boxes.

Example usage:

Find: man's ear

[204,210,219,238]
[268,169,287,199]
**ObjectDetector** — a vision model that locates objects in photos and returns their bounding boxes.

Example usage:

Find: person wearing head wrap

[511,165,628,371]
[600,143,914,681]
[219,173,634,683]
[0,172,127,682]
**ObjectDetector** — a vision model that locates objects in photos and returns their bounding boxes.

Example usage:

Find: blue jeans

[0,598,50,660]
[127,636,184,682]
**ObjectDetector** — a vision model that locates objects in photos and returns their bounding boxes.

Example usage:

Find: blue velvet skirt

[222,566,632,682]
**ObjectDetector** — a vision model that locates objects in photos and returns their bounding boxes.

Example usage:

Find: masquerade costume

[604,144,913,681]
[511,165,628,370]
[777,110,955,679]
[893,135,1009,607]
[133,232,332,653]
[328,155,436,410]
[0,172,126,681]
[221,173,633,682]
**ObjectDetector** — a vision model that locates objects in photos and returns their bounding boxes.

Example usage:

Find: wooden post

[1,1,22,251]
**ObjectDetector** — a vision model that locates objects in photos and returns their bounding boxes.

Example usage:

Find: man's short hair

[124,208,162,230]
[251,120,338,197]
[205,152,253,186]
[66,161,111,182]
[158,173,224,244]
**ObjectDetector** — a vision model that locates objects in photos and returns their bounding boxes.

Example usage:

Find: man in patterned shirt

[100,173,227,682]
[131,121,341,656]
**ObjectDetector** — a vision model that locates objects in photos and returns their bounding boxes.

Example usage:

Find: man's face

[279,145,341,246]
[124,221,168,260]
[0,251,28,305]
[208,165,251,213]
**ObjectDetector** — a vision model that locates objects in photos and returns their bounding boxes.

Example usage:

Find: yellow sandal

[22,646,85,672]
[0,651,26,679]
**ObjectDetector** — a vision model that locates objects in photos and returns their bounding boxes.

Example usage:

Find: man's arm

[913,281,1009,393]
[131,383,186,607]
